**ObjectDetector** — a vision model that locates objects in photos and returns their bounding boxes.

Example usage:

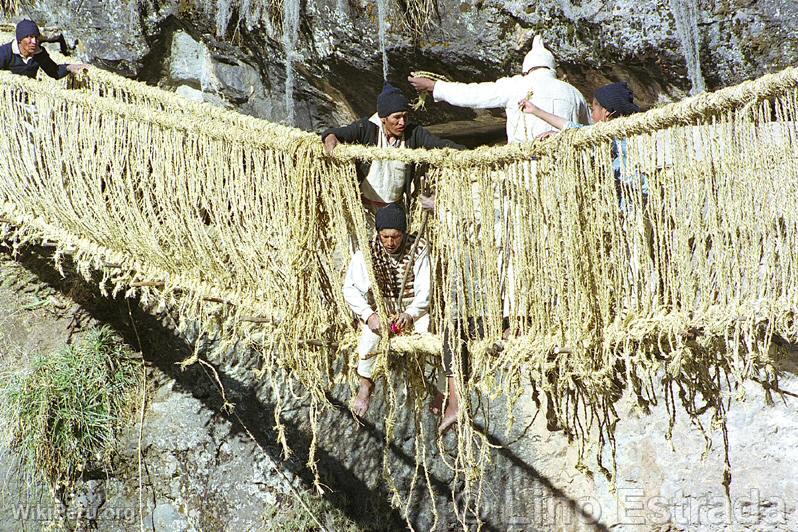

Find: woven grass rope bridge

[0,49,796,528]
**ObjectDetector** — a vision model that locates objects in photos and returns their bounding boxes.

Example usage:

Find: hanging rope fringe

[0,64,796,527]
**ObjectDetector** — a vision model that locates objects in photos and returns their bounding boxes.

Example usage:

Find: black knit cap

[594,82,640,117]
[377,82,409,118]
[16,19,40,42]
[375,203,407,232]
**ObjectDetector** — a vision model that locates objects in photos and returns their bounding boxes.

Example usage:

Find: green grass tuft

[0,326,143,488]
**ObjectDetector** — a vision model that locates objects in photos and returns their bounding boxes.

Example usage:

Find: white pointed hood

[522,35,556,73]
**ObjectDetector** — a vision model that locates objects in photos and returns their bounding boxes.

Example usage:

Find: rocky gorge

[1,0,797,530]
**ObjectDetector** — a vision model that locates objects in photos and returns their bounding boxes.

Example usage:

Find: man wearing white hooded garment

[408,36,589,429]
[408,35,590,143]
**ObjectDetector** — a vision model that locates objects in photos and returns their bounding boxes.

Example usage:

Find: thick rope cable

[0,60,795,527]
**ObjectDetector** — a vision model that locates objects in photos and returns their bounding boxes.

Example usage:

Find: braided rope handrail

[1,45,796,524]
[82,68,308,139]
[332,66,798,163]
[0,72,317,152]
[1,28,795,166]
[10,52,792,169]
[571,66,798,144]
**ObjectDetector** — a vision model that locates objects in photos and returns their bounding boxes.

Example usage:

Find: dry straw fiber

[0,61,796,528]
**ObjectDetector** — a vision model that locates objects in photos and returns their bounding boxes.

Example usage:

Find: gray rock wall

[0,253,365,531]
[189,315,798,530]
[1,242,796,530]
[8,0,797,134]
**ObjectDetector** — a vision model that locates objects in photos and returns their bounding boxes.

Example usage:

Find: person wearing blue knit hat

[520,80,640,129]
[0,19,89,80]
[519,80,648,212]
[321,81,464,221]
[375,82,409,118]
[593,82,640,117]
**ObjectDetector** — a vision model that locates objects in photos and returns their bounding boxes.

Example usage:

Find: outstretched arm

[320,118,374,155]
[36,48,69,80]
[36,47,89,80]
[519,99,569,130]
[342,251,376,323]
[410,75,513,110]
[408,76,436,93]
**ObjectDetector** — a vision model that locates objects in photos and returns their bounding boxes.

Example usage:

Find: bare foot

[438,377,460,435]
[429,391,444,416]
[352,377,374,417]
[438,400,459,435]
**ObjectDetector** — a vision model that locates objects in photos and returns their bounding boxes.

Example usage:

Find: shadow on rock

[8,247,612,531]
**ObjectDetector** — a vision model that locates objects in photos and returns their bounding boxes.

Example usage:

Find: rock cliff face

[0,252,369,531]
[9,0,798,137]
[1,1,797,530]
[2,249,796,531]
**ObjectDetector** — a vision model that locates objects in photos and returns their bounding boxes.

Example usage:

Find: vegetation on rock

[0,326,143,489]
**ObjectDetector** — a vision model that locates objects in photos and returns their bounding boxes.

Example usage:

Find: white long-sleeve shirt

[343,245,431,322]
[433,68,590,143]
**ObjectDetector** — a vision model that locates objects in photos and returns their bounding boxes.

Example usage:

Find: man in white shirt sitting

[342,203,431,416]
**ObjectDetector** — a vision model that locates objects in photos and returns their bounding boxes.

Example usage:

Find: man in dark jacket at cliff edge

[0,19,88,80]
[321,82,464,216]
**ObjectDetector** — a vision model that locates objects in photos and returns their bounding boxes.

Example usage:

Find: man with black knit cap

[0,19,88,79]
[342,203,431,416]
[321,82,463,219]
